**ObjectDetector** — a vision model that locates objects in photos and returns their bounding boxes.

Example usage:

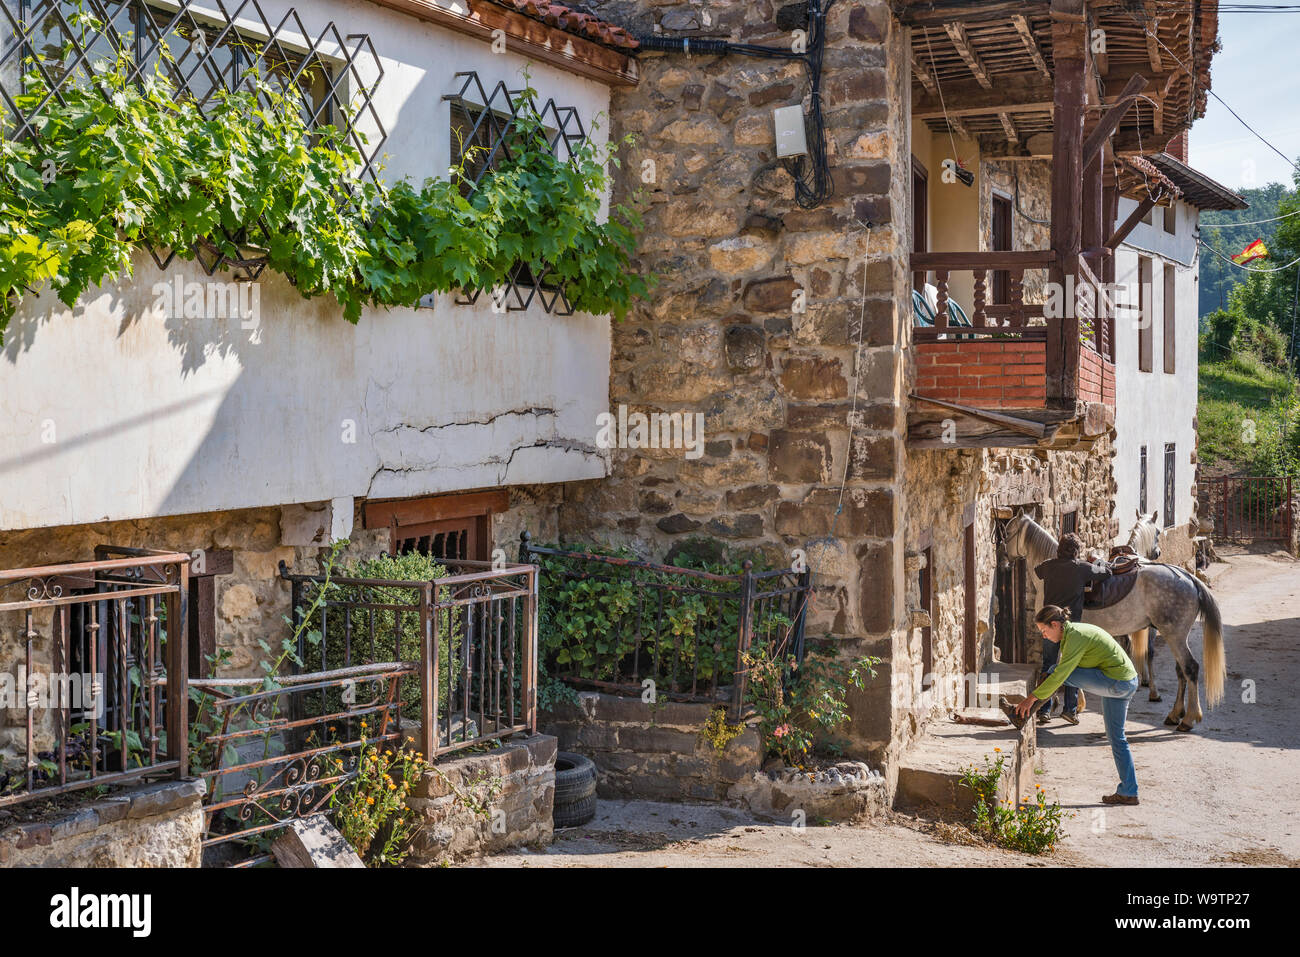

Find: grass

[1198,352,1298,474]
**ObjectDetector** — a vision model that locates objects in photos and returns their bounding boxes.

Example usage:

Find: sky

[1188,4,1300,192]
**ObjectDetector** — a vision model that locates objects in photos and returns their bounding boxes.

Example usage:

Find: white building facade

[1110,149,1246,563]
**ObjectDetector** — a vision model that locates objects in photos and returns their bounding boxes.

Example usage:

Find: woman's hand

[1015,694,1039,719]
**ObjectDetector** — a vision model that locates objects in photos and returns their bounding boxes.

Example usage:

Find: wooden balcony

[909,251,1115,451]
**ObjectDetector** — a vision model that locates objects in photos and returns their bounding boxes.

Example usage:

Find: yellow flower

[366,796,375,805]
[993,747,1002,753]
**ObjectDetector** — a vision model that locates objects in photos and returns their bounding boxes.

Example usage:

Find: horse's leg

[1164,658,1187,727]
[1159,602,1203,730]
[1146,630,1160,702]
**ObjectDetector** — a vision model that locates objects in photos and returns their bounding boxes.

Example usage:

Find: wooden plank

[1143,2,1163,72]
[912,75,1056,118]
[1011,13,1053,80]
[911,51,939,96]
[998,111,1019,143]
[944,21,993,90]
[363,490,509,530]
[900,1,1051,26]
[365,0,638,88]
[1082,73,1148,165]
[1105,195,1156,250]
[912,249,1057,269]
[909,394,1048,437]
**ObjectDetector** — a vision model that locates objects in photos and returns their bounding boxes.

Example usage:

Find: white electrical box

[772,105,808,158]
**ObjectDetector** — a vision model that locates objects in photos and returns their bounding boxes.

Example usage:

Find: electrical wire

[1127,13,1300,175]
[1198,237,1300,272]
[634,0,837,208]
[1201,208,1300,227]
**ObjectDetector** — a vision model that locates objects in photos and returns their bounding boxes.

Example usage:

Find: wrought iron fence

[0,0,387,278]
[188,559,537,861]
[519,533,811,717]
[1213,475,1294,543]
[0,546,189,808]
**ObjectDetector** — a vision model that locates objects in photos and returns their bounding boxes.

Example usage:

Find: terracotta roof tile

[488,0,639,50]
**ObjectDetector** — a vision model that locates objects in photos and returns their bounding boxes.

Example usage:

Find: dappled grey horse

[1005,512,1225,732]
[1090,511,1165,700]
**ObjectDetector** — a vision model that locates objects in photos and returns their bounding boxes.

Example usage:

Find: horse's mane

[1018,515,1058,564]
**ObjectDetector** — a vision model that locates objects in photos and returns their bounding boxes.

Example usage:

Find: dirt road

[476,552,1300,868]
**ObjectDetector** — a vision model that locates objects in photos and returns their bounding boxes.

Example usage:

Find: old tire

[554,792,597,829]
[553,751,597,827]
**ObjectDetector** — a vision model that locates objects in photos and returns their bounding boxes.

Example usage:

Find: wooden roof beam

[1082,73,1149,166]
[999,112,1019,144]
[1143,2,1163,72]
[944,21,993,90]
[911,51,939,96]
[1011,14,1052,81]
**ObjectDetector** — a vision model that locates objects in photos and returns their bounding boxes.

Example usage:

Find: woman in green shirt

[1014,605,1142,805]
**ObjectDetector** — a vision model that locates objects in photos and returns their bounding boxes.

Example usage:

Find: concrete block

[271,816,364,868]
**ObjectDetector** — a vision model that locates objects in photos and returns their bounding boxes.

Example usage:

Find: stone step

[893,702,1038,817]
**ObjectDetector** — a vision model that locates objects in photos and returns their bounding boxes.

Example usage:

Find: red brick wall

[914,339,1047,409]
[1078,347,1116,405]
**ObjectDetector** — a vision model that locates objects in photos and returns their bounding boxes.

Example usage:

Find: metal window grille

[1164,443,1176,527]
[444,70,587,315]
[1139,445,1148,514]
[0,0,387,279]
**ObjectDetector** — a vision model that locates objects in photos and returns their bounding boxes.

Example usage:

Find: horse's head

[1126,509,1162,560]
[1004,512,1031,559]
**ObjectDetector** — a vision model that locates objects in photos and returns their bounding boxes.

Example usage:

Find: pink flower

[773,724,791,739]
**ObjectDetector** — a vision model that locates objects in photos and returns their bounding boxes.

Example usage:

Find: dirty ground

[475,551,1300,868]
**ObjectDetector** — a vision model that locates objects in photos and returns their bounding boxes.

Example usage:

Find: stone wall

[0,486,562,765]
[406,734,556,864]
[0,778,204,867]
[564,0,914,775]
[542,692,763,801]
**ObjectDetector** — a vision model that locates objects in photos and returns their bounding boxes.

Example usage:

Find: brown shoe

[1000,699,1029,729]
[1101,793,1139,806]
[1060,711,1080,726]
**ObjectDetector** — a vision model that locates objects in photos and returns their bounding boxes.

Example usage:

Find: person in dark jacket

[1033,533,1111,725]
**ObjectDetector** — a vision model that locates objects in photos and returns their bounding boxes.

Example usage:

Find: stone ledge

[893,711,1037,817]
[729,761,888,823]
[407,733,557,865]
[0,777,206,868]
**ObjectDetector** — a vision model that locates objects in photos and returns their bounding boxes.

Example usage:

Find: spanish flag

[1231,239,1268,265]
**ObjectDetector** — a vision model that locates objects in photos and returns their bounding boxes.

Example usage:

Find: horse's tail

[1193,576,1226,707]
[1130,627,1149,671]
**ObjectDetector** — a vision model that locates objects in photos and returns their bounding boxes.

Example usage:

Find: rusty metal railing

[519,533,810,718]
[277,559,538,760]
[0,547,190,808]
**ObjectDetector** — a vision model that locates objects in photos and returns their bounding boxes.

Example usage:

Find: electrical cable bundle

[636,0,837,209]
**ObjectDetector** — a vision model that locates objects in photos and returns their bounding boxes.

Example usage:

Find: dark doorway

[993,516,1029,664]
[992,193,1012,304]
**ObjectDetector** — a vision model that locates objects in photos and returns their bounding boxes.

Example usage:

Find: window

[992,193,1012,304]
[1138,256,1153,372]
[362,491,507,563]
[1139,446,1148,514]
[919,545,933,690]
[9,1,336,125]
[1163,262,1177,374]
[1163,443,1176,528]
[912,156,928,292]
[1163,203,1176,234]
[1060,509,1079,536]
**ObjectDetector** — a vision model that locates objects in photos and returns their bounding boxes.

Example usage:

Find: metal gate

[1217,476,1294,543]
[191,559,538,865]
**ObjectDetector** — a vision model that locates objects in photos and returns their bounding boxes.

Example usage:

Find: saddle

[1083,546,1142,609]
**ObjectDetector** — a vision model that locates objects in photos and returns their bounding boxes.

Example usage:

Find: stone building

[1,0,1226,857]
[559,0,1221,794]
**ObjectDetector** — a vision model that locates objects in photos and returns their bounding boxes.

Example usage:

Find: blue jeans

[1038,639,1079,716]
[1061,667,1141,797]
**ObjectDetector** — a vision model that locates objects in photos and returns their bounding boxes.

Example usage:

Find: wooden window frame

[1163,261,1177,374]
[362,490,507,562]
[920,544,934,691]
[1139,445,1149,515]
[991,192,1013,305]
[1163,444,1176,528]
[1138,256,1153,373]
[912,155,928,292]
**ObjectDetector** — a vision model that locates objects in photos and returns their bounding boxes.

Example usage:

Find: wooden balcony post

[1048,0,1086,406]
